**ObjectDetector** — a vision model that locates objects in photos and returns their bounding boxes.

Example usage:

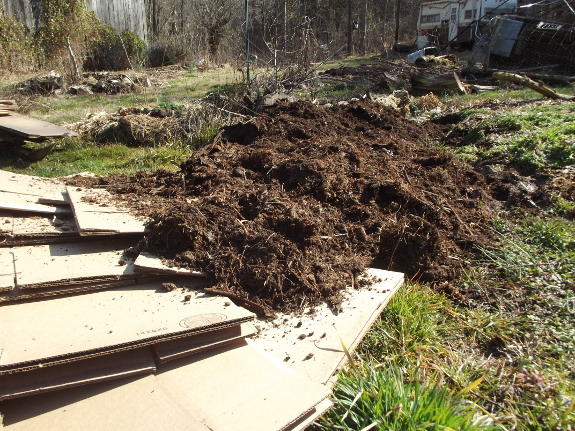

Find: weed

[316,364,495,430]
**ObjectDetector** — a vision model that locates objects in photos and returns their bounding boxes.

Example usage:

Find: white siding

[86,0,147,41]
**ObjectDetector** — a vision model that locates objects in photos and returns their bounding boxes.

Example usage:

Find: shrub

[84,26,146,71]
[0,5,37,72]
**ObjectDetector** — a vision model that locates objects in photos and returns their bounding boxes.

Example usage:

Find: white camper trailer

[417,0,517,48]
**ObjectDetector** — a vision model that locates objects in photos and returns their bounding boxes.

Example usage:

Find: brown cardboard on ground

[0,213,12,233]
[0,278,139,304]
[0,248,15,292]
[288,398,333,431]
[12,215,77,237]
[255,268,404,385]
[1,340,330,431]
[12,238,138,288]
[0,348,156,401]
[0,280,255,374]
[66,186,148,235]
[152,322,256,363]
[0,201,69,216]
[134,251,206,277]
[0,170,66,205]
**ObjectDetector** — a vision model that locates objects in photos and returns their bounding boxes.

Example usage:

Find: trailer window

[420,14,440,24]
[464,10,472,19]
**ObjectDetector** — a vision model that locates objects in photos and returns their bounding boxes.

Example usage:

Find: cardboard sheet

[66,186,148,235]
[10,214,78,240]
[255,268,404,385]
[0,201,69,216]
[0,278,139,304]
[152,322,256,363]
[0,213,12,234]
[0,248,15,291]
[13,238,137,288]
[0,280,255,374]
[0,170,66,205]
[1,340,330,431]
[135,252,206,277]
[0,348,156,401]
[289,398,333,431]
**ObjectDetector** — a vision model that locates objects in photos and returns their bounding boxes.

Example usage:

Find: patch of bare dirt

[76,100,497,314]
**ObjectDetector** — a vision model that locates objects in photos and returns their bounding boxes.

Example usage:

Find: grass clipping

[69,101,239,147]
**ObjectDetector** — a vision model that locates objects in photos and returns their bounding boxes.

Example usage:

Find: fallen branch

[493,71,575,101]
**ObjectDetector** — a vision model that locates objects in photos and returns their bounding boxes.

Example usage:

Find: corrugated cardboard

[0,248,14,292]
[0,202,69,216]
[0,278,139,304]
[0,170,66,205]
[12,238,138,288]
[152,322,256,363]
[255,268,404,385]
[1,340,330,431]
[11,215,78,238]
[0,281,255,374]
[287,398,333,431]
[66,186,148,235]
[0,348,156,401]
[0,213,12,234]
[134,251,206,277]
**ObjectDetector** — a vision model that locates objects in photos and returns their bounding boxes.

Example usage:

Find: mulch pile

[90,100,496,314]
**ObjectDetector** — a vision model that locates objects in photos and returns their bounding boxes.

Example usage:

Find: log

[493,71,575,101]
[468,84,498,93]
[411,71,467,95]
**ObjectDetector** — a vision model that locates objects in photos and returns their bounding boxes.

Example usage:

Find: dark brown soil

[83,100,496,314]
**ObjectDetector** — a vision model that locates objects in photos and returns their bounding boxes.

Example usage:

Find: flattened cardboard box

[0,348,156,401]
[12,238,138,288]
[0,323,254,401]
[255,268,404,384]
[152,322,256,363]
[135,252,206,277]
[11,214,78,239]
[66,186,147,235]
[0,248,14,289]
[0,281,255,374]
[0,170,67,207]
[0,340,330,431]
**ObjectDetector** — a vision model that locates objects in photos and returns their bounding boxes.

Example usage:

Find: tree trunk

[359,0,367,56]
[347,0,353,56]
[493,72,575,100]
[394,0,400,45]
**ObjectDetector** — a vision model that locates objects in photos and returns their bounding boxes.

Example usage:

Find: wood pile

[0,100,17,116]
[0,103,76,161]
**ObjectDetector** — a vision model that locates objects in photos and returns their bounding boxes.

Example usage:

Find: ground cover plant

[1,58,574,429]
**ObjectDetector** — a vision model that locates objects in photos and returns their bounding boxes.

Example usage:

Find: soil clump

[78,100,496,314]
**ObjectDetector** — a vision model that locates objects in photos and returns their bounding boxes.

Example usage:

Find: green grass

[445,101,575,174]
[316,364,495,430]
[1,137,192,177]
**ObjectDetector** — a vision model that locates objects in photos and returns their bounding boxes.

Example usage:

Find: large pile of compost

[94,100,494,313]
